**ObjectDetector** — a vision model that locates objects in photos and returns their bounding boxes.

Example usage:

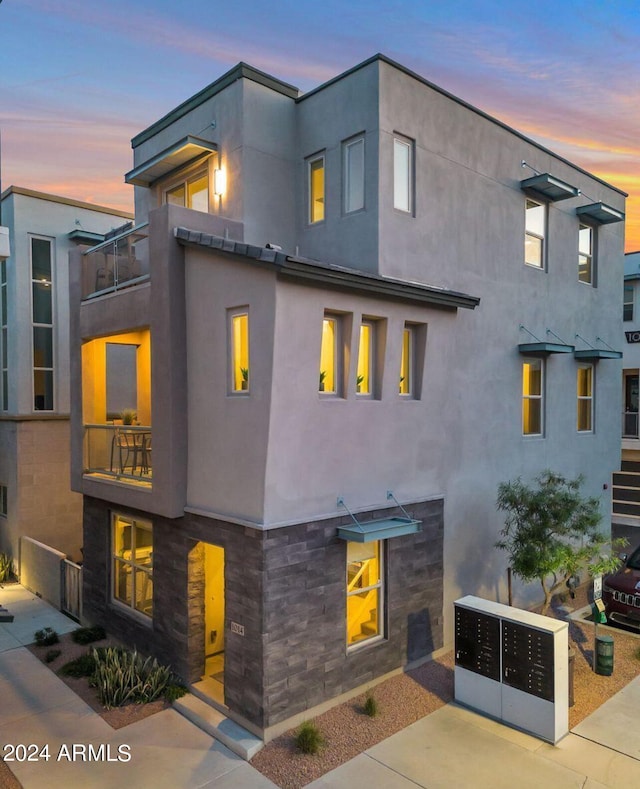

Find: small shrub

[164,683,188,703]
[34,627,59,647]
[295,721,324,755]
[59,653,97,678]
[45,649,61,664]
[363,692,378,718]
[71,626,106,645]
[634,646,640,662]
[0,553,13,583]
[91,646,175,709]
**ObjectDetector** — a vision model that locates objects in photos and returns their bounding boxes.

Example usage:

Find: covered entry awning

[125,136,217,186]
[336,494,422,542]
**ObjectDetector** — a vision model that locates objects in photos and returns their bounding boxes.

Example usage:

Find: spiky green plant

[295,721,324,755]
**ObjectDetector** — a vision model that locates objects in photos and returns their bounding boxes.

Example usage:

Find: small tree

[496,471,623,613]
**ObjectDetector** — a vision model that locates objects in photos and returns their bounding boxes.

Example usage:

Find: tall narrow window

[112,514,153,618]
[624,284,634,322]
[356,321,373,395]
[31,237,54,411]
[308,155,325,224]
[522,359,543,436]
[577,364,593,432]
[346,540,383,648]
[230,311,249,393]
[343,136,365,214]
[394,136,413,213]
[1,259,7,411]
[399,325,414,396]
[578,224,593,284]
[319,315,340,394]
[525,199,545,268]
[0,484,7,517]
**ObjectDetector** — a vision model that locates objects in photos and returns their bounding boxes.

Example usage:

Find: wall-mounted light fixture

[214,168,226,197]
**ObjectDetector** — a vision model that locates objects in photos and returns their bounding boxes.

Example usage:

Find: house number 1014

[230,621,245,636]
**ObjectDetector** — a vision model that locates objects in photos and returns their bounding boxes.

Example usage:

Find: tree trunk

[540,578,552,615]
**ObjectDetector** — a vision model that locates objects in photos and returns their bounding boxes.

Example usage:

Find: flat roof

[0,186,133,219]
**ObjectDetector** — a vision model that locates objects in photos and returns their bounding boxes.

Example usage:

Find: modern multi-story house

[613,250,640,545]
[69,55,625,740]
[0,187,132,566]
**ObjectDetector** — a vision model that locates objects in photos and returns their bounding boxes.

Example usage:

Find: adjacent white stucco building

[69,55,626,738]
[0,187,132,564]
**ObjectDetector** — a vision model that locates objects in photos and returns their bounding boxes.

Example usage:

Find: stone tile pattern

[82,496,443,730]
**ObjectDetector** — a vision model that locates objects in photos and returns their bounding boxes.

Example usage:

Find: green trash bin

[595,635,614,676]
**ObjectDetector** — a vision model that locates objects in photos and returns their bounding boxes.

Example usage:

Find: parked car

[603,545,640,628]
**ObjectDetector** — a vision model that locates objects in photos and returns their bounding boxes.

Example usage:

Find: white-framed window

[0,484,7,518]
[579,224,594,284]
[393,136,413,214]
[1,258,7,411]
[346,540,384,648]
[624,284,634,322]
[112,513,153,619]
[343,135,365,214]
[319,313,342,395]
[577,364,594,432]
[525,199,545,269]
[30,236,54,411]
[164,166,210,213]
[522,359,544,436]
[228,309,249,394]
[356,320,374,396]
[308,153,325,224]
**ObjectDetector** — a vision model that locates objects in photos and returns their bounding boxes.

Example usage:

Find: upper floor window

[343,136,365,214]
[525,199,545,269]
[0,484,6,518]
[356,320,374,396]
[1,259,7,411]
[522,359,543,436]
[624,284,634,322]
[112,513,153,619]
[393,136,413,214]
[229,310,249,394]
[577,364,593,432]
[319,314,341,395]
[165,169,209,213]
[578,224,594,284]
[31,236,54,411]
[308,154,325,224]
[399,325,414,396]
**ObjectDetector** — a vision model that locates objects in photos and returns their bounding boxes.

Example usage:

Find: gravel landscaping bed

[252,584,640,789]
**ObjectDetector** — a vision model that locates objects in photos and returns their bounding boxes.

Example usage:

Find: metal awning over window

[520,173,579,202]
[576,203,624,225]
[574,334,622,360]
[125,136,217,186]
[336,494,422,543]
[518,327,574,356]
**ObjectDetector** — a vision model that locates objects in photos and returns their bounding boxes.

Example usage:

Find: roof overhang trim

[125,136,217,186]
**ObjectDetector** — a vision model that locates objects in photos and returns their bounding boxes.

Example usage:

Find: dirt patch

[252,584,640,789]
[27,632,171,730]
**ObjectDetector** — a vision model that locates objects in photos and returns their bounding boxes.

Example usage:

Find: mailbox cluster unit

[454,596,569,744]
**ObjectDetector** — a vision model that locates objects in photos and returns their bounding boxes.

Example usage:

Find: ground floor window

[0,484,6,517]
[346,540,383,648]
[112,513,153,618]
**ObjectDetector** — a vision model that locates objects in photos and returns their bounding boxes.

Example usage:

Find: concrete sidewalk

[0,585,276,788]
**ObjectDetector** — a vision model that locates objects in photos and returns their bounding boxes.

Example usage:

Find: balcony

[84,424,152,488]
[82,223,149,300]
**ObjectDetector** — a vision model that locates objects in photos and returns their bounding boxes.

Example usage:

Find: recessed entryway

[204,543,225,688]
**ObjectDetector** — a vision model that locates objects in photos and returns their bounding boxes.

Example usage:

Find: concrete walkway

[2,584,640,788]
[0,585,276,788]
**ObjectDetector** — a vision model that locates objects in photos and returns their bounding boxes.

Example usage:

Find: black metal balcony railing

[84,424,152,486]
[623,411,639,439]
[82,223,149,300]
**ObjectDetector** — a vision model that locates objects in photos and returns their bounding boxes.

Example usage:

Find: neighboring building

[613,251,640,546]
[69,55,625,739]
[0,187,132,565]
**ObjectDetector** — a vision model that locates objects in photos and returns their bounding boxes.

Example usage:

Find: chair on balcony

[110,428,145,475]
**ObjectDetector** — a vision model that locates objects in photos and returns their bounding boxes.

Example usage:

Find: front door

[204,543,225,684]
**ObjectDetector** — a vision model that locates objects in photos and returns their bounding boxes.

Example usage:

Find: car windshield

[627,546,640,570]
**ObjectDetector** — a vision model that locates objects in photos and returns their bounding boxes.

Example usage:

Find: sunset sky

[1,0,639,250]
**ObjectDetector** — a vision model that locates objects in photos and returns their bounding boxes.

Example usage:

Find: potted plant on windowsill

[240,368,249,391]
[319,370,327,392]
[120,409,138,425]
